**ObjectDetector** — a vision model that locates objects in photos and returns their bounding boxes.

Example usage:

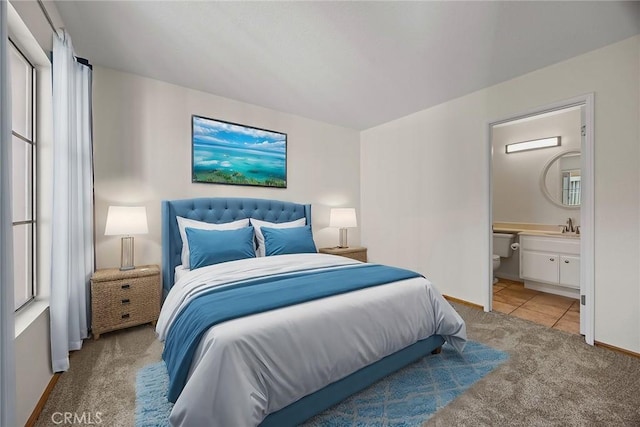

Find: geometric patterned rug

[135,340,508,427]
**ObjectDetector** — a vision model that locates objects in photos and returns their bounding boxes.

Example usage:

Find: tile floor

[493,279,580,334]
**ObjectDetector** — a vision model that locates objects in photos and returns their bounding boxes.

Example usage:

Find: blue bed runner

[163,263,421,403]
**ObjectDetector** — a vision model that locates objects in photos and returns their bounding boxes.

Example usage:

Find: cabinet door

[521,250,559,284]
[559,255,580,289]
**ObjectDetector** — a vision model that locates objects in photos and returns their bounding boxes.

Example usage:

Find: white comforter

[156,253,467,427]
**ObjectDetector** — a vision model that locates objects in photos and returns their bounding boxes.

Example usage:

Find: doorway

[486,95,594,345]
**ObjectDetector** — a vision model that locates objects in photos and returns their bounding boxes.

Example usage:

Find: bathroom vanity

[519,233,580,298]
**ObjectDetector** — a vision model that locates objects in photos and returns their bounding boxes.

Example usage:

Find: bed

[157,197,466,426]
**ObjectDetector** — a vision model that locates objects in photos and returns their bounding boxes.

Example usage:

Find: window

[9,39,36,311]
[562,170,581,206]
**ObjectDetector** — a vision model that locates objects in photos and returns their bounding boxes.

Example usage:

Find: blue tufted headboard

[161,197,311,296]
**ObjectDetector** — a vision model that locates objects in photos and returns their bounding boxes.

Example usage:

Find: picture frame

[191,115,287,188]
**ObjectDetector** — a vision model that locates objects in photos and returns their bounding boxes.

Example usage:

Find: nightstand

[91,264,161,339]
[319,246,367,262]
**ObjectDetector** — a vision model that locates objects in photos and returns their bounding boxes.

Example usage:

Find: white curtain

[50,31,94,372]
[0,0,17,424]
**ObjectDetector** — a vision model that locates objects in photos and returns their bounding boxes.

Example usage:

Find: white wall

[361,36,640,353]
[92,67,361,270]
[15,309,51,425]
[492,108,581,225]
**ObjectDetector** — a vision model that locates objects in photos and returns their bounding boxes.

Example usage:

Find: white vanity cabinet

[519,234,580,298]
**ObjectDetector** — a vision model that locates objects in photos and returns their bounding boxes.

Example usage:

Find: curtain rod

[36,0,92,69]
[37,0,57,35]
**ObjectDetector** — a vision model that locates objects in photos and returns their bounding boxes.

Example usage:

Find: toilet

[493,233,515,284]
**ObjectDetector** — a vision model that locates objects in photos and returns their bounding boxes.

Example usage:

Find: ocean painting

[192,116,287,188]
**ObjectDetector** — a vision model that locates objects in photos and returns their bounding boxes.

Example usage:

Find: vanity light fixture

[505,136,560,154]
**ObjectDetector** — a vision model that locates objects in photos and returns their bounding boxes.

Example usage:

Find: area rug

[135,340,508,427]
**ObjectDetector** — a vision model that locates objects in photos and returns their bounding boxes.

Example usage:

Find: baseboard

[595,341,640,359]
[25,373,60,427]
[495,273,521,282]
[443,295,483,310]
[523,280,579,299]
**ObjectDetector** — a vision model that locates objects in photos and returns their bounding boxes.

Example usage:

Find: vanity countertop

[518,231,580,239]
[493,222,565,235]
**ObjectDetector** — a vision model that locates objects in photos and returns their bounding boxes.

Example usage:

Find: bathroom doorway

[487,95,594,345]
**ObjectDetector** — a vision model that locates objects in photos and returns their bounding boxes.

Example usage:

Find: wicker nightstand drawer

[319,246,367,262]
[91,265,160,339]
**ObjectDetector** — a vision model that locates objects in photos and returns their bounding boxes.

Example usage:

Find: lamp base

[120,236,135,271]
[338,228,349,248]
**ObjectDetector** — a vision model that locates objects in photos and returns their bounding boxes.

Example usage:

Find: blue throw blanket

[163,263,421,403]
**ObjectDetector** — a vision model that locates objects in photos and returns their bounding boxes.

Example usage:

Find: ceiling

[53,1,640,130]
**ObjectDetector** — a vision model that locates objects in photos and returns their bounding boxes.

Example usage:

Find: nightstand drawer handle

[121,298,130,305]
[121,284,131,290]
[121,313,130,319]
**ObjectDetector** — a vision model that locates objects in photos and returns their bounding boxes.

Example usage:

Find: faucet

[564,217,575,233]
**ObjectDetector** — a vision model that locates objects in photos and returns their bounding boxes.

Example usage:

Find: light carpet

[135,341,508,426]
[34,304,640,426]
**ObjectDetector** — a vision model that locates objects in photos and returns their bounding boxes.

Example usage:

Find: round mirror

[540,150,581,209]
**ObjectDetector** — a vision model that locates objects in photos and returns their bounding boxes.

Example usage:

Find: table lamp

[104,206,148,271]
[329,208,357,248]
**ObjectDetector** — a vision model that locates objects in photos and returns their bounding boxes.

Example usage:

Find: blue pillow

[185,226,255,269]
[261,225,317,256]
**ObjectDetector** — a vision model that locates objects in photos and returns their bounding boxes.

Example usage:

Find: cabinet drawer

[91,276,157,299]
[92,303,155,330]
[520,250,559,284]
[520,236,579,254]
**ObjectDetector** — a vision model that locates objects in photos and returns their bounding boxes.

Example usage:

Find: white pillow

[174,264,189,283]
[250,217,306,257]
[177,216,250,269]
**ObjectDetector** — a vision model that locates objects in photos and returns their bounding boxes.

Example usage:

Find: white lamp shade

[329,208,357,228]
[104,206,149,236]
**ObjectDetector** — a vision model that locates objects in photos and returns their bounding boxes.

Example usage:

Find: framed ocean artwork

[191,115,287,188]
